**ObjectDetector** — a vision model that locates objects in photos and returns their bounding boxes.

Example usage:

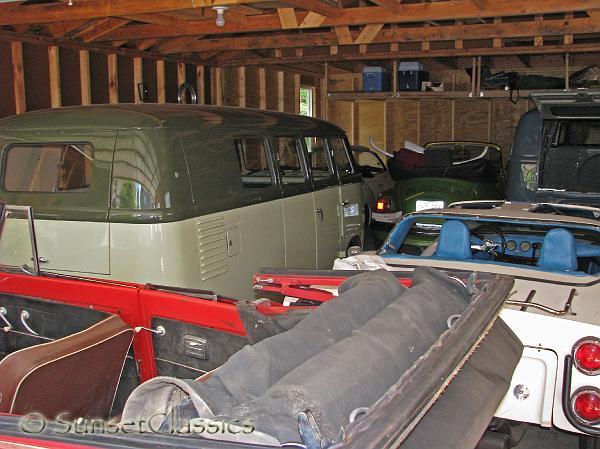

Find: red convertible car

[0,204,521,449]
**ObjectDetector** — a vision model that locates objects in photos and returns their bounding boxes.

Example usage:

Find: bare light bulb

[213,6,228,27]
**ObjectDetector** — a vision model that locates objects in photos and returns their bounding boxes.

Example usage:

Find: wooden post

[133,56,143,103]
[11,41,26,114]
[196,65,205,104]
[294,73,301,114]
[238,66,246,107]
[108,53,118,104]
[323,62,329,120]
[212,67,222,106]
[259,67,267,110]
[565,52,570,90]
[277,70,285,112]
[157,59,165,103]
[48,45,61,108]
[79,50,91,105]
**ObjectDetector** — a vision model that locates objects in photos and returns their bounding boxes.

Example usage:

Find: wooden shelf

[328,90,533,101]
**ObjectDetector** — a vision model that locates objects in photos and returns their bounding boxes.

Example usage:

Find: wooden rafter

[0,0,272,25]
[150,16,600,53]
[78,18,130,43]
[224,41,600,66]
[98,0,600,41]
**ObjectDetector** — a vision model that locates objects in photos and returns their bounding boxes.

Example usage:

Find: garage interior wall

[0,39,318,118]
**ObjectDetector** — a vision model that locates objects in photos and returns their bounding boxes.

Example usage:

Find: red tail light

[572,388,600,424]
[573,337,600,375]
[376,198,391,212]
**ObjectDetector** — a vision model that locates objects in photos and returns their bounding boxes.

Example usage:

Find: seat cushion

[537,228,578,272]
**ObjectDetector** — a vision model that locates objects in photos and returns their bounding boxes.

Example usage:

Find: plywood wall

[327,69,546,161]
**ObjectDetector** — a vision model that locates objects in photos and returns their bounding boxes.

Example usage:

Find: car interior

[392,218,600,274]
[0,267,488,446]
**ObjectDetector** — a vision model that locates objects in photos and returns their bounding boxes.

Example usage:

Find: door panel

[314,186,341,269]
[272,135,317,269]
[283,192,317,268]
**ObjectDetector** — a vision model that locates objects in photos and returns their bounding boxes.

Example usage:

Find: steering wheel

[471,225,506,259]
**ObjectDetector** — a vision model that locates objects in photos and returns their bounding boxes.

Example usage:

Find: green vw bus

[0,104,363,297]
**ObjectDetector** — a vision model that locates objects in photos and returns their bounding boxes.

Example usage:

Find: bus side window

[235,137,274,188]
[305,136,333,180]
[273,136,307,185]
[329,137,354,175]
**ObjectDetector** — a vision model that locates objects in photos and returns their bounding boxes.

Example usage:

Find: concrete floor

[518,425,580,449]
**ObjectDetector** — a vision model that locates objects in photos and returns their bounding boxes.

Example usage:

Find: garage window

[4,143,94,192]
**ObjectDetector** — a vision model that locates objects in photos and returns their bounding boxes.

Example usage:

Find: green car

[370,141,505,245]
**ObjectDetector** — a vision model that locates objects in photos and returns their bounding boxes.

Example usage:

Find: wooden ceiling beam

[99,0,600,41]
[224,41,600,66]
[0,0,271,25]
[0,28,204,65]
[153,16,600,53]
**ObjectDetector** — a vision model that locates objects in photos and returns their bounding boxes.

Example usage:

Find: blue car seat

[537,228,578,272]
[435,220,472,259]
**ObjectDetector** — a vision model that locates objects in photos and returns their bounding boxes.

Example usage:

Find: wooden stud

[330,45,338,55]
[238,66,246,107]
[133,56,143,103]
[323,62,329,120]
[274,48,283,58]
[11,41,25,114]
[108,53,118,104]
[564,12,574,45]
[258,67,266,110]
[294,73,301,114]
[48,45,61,108]
[422,41,430,51]
[177,61,186,87]
[455,21,463,49]
[212,66,223,106]
[277,70,285,112]
[196,65,205,104]
[157,59,165,104]
[493,17,502,48]
[79,49,91,105]
[534,15,543,47]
